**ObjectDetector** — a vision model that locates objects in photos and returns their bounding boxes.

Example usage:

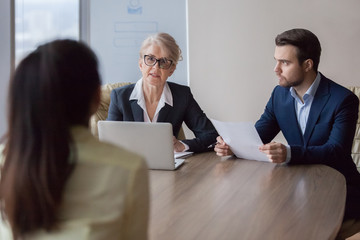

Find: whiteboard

[89,0,188,86]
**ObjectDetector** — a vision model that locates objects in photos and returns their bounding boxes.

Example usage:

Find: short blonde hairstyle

[139,32,183,65]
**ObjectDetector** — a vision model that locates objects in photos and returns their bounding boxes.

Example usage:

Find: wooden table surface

[148,152,346,240]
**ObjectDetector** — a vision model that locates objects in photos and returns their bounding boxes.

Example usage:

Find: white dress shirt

[129,78,173,123]
[129,78,189,151]
[290,73,321,134]
[285,72,321,162]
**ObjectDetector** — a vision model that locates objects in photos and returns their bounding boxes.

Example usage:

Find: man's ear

[303,59,313,72]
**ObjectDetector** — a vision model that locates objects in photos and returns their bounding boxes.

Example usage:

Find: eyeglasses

[143,55,173,69]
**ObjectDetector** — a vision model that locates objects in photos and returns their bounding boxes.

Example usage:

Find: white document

[211,119,270,162]
[174,151,193,159]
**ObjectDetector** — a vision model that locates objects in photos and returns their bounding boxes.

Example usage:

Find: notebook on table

[97,121,187,170]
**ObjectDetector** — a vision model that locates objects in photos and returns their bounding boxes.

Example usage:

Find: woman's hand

[173,136,185,152]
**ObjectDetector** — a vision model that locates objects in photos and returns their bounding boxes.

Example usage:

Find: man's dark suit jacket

[255,72,360,219]
[107,82,218,153]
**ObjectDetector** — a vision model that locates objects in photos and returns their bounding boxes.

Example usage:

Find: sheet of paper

[211,119,270,162]
[174,151,193,159]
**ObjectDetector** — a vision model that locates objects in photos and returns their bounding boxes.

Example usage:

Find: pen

[208,142,218,149]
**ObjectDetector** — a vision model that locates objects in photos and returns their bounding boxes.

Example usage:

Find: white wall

[188,0,360,125]
[2,1,360,139]
[0,0,12,137]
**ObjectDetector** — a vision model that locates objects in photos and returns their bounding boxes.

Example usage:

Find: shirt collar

[129,78,173,107]
[290,72,321,102]
[305,72,321,98]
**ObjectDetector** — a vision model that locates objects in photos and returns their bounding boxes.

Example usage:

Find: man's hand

[259,142,287,163]
[214,136,233,156]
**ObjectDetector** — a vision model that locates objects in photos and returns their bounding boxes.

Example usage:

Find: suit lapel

[130,100,144,121]
[284,91,304,144]
[303,76,330,144]
[157,104,172,122]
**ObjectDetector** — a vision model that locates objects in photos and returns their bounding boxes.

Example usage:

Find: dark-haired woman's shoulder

[58,126,149,239]
[71,125,146,170]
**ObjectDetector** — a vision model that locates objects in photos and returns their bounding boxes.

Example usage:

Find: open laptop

[97,121,186,170]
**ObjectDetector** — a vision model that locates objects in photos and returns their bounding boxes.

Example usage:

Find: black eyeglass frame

[143,55,173,69]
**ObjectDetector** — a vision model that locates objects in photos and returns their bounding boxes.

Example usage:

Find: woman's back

[1,126,149,239]
[0,39,149,240]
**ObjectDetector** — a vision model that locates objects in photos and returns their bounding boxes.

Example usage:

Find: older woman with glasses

[107,32,217,153]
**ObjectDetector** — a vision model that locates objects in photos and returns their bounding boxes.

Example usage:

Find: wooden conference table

[148,152,346,240]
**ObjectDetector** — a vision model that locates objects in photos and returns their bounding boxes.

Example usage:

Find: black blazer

[107,82,218,153]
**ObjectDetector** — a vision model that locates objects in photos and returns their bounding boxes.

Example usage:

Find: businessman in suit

[214,28,360,239]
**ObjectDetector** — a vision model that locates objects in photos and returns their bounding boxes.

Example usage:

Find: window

[15,0,79,65]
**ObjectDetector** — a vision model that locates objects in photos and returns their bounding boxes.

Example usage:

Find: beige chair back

[90,82,132,137]
[347,86,360,172]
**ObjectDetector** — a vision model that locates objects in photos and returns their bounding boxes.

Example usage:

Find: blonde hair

[139,32,183,65]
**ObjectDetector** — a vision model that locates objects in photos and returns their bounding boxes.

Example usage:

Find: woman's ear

[139,58,143,71]
[168,65,176,76]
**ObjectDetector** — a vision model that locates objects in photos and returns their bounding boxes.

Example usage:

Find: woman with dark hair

[0,39,149,240]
